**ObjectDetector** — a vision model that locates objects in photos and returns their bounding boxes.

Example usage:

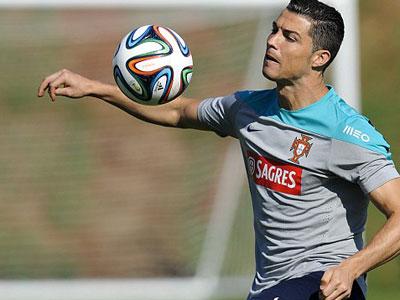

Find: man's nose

[267,33,279,50]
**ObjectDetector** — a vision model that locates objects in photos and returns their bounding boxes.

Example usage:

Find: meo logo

[343,125,370,142]
[247,151,302,195]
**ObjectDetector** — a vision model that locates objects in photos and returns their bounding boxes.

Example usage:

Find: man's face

[263,9,315,82]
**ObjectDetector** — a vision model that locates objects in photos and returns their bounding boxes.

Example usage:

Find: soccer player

[37,0,400,299]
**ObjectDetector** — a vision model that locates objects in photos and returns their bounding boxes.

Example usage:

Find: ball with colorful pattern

[112,25,193,105]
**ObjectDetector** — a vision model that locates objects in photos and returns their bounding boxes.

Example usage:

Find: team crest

[289,134,313,164]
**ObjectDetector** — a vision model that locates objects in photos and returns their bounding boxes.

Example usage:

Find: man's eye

[285,34,296,42]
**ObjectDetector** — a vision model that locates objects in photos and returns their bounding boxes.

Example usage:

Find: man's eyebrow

[272,21,301,38]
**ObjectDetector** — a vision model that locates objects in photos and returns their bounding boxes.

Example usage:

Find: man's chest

[237,117,334,196]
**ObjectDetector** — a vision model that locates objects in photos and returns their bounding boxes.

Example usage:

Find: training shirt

[197,87,399,298]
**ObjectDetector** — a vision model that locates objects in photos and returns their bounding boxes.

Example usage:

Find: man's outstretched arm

[320,177,400,300]
[37,69,207,130]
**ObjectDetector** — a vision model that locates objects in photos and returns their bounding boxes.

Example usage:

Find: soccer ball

[112,25,193,105]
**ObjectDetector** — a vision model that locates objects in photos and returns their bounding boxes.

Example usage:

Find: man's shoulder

[331,98,391,158]
[233,88,277,114]
[234,88,276,103]
[199,88,275,109]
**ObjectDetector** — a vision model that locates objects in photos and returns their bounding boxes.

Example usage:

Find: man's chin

[262,68,278,81]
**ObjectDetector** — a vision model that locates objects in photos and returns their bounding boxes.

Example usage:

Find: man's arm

[320,177,400,300]
[37,69,207,130]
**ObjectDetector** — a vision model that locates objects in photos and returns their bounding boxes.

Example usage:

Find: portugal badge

[289,134,313,164]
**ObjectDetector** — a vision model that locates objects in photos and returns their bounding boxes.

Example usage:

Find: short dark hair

[287,0,345,70]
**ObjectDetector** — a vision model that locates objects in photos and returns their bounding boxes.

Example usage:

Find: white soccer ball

[112,25,193,105]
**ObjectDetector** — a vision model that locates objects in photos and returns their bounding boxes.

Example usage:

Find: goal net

[0,1,359,299]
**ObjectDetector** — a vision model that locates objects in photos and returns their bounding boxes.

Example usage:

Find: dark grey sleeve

[197,94,239,138]
[329,139,400,194]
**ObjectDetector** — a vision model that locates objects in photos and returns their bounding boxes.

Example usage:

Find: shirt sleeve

[329,116,400,194]
[197,94,240,138]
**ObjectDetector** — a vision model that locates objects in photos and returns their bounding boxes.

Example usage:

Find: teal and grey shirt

[197,87,399,298]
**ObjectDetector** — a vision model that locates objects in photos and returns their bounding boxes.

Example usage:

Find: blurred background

[0,0,398,299]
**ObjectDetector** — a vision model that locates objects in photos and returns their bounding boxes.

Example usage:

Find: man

[38,0,400,299]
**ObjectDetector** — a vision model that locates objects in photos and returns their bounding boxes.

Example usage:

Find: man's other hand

[38,69,94,101]
[319,263,357,300]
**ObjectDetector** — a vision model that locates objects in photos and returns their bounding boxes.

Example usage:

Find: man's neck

[276,77,329,111]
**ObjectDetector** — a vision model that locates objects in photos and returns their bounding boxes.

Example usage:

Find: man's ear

[311,49,331,69]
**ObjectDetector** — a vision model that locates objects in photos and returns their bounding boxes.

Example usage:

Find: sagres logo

[247,151,302,195]
[289,134,313,164]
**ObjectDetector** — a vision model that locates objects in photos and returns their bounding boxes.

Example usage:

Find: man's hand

[38,69,95,101]
[319,263,357,300]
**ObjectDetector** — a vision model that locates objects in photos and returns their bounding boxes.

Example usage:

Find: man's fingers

[47,72,70,101]
[49,86,57,102]
[321,282,338,299]
[325,287,350,300]
[55,87,72,97]
[319,269,335,299]
[320,269,333,289]
[38,69,66,97]
[38,76,52,97]
[320,276,352,300]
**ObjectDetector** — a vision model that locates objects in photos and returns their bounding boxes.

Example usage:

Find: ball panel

[169,29,190,57]
[132,25,151,40]
[150,67,173,104]
[114,65,149,102]
[126,25,152,49]
[127,55,164,76]
[126,39,171,59]
[128,41,163,57]
[181,67,193,87]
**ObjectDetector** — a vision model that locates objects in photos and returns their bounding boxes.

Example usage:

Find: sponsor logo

[156,81,164,91]
[247,151,302,195]
[247,124,263,132]
[289,134,313,164]
[248,156,256,176]
[343,125,370,142]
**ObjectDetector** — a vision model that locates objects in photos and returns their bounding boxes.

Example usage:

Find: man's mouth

[265,54,279,64]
